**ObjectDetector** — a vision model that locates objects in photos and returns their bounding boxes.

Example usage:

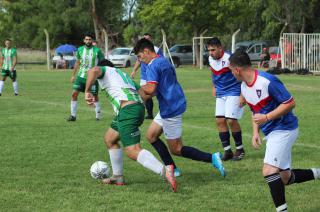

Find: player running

[207,37,245,161]
[229,50,320,212]
[134,38,225,177]
[67,33,104,121]
[0,39,18,96]
[84,59,177,192]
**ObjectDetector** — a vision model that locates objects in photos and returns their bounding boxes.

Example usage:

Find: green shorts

[72,76,99,95]
[110,103,145,147]
[1,69,17,80]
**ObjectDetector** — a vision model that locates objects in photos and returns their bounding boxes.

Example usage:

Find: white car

[107,47,136,67]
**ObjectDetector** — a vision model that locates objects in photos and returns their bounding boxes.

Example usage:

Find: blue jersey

[141,46,163,80]
[241,70,298,136]
[146,56,186,118]
[209,51,241,97]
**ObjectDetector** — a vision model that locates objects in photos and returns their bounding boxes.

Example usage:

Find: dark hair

[229,49,252,67]
[143,33,152,37]
[133,38,155,54]
[5,38,11,42]
[84,33,94,39]
[98,59,115,67]
[207,37,222,47]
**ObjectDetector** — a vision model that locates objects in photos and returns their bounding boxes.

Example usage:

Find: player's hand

[252,133,262,149]
[70,76,75,83]
[130,71,135,79]
[85,92,95,106]
[10,67,14,72]
[239,95,246,107]
[212,87,216,97]
[253,113,268,125]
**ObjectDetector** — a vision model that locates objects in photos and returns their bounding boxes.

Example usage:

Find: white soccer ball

[90,161,110,179]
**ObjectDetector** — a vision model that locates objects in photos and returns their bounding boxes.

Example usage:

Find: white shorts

[140,79,146,86]
[153,112,182,139]
[264,128,299,170]
[215,96,244,119]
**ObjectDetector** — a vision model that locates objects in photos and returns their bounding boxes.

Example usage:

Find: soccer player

[0,39,18,96]
[207,37,245,161]
[229,50,320,212]
[84,59,177,192]
[133,38,225,177]
[130,33,162,120]
[67,33,105,121]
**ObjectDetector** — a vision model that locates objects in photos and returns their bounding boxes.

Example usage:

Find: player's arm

[0,54,3,69]
[130,60,141,79]
[141,83,157,97]
[85,67,102,106]
[71,60,80,83]
[239,93,246,107]
[252,117,262,149]
[11,54,17,71]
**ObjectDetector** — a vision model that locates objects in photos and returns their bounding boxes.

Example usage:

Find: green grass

[0,65,319,211]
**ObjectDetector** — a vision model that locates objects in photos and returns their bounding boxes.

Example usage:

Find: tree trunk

[91,0,104,50]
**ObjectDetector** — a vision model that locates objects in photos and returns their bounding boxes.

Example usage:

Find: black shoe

[145,115,154,120]
[0,93,1,96]
[221,150,234,161]
[14,93,18,96]
[96,118,100,121]
[232,149,245,161]
[67,115,76,121]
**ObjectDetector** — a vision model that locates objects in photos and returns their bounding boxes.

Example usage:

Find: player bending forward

[229,50,319,212]
[84,59,177,192]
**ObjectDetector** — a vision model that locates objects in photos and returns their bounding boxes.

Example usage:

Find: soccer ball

[90,161,110,179]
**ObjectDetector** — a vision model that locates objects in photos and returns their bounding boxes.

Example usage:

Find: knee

[146,131,158,143]
[125,151,137,160]
[72,92,78,100]
[169,145,182,156]
[226,119,237,127]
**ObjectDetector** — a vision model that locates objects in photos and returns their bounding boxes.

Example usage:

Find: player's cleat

[221,150,234,161]
[101,175,125,186]
[232,149,245,161]
[311,168,320,179]
[96,118,100,121]
[174,168,182,177]
[0,93,1,96]
[145,115,154,120]
[163,165,177,192]
[14,93,18,96]
[212,152,226,177]
[66,115,76,122]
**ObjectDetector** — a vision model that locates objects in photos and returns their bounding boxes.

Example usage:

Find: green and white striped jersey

[98,66,143,114]
[76,45,104,79]
[1,47,17,70]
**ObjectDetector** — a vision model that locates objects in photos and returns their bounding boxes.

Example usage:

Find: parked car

[52,52,76,69]
[235,41,268,61]
[107,47,136,67]
[168,44,208,68]
[268,46,281,68]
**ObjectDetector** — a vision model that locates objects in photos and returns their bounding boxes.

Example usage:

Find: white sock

[94,101,101,119]
[71,101,77,117]
[311,168,320,179]
[137,149,164,175]
[0,81,4,93]
[109,148,123,176]
[276,203,287,212]
[13,81,18,94]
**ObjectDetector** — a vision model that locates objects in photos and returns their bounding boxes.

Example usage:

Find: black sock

[151,139,176,168]
[181,146,211,163]
[287,169,315,185]
[265,173,287,211]
[232,131,243,149]
[219,132,230,150]
[145,98,153,117]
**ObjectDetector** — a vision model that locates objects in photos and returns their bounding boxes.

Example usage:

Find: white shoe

[312,168,320,179]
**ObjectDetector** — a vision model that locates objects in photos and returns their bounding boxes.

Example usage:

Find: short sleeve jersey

[146,56,186,118]
[209,51,241,97]
[76,46,104,79]
[241,70,298,136]
[98,66,142,115]
[1,48,17,70]
[140,46,163,80]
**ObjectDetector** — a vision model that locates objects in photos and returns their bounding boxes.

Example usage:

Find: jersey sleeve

[157,48,164,56]
[12,48,17,57]
[268,76,293,104]
[146,63,160,84]
[76,48,81,60]
[98,66,106,79]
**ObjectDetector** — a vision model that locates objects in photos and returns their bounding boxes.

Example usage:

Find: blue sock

[181,146,211,163]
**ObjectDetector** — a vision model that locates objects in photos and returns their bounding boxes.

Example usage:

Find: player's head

[5,39,12,48]
[133,38,156,64]
[98,59,115,67]
[229,49,252,81]
[143,33,152,41]
[207,37,223,59]
[83,33,94,47]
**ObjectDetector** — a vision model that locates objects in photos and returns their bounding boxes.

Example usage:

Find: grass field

[0,65,319,211]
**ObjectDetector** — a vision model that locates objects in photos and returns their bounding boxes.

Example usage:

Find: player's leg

[11,70,18,95]
[225,96,245,160]
[163,115,225,177]
[68,77,84,121]
[0,70,9,95]
[215,97,233,161]
[146,113,181,176]
[92,80,101,120]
